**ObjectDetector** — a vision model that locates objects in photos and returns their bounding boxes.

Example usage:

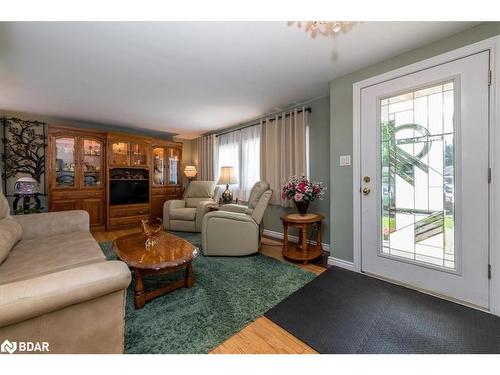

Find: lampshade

[184,165,197,178]
[217,166,238,185]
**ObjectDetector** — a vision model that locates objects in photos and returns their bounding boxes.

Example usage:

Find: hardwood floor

[92,229,325,354]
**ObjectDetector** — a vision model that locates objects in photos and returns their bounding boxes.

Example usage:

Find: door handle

[362,187,371,195]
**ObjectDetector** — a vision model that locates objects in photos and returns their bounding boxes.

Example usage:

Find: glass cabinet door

[167,148,180,185]
[55,137,77,188]
[82,138,103,187]
[152,147,165,186]
[111,141,129,166]
[130,142,148,166]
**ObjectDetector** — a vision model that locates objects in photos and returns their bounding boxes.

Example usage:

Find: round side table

[281,213,325,265]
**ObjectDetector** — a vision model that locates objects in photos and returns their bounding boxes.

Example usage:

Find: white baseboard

[327,256,355,271]
[263,229,330,252]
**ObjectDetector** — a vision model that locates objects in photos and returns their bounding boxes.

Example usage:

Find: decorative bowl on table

[14,177,38,194]
[141,218,163,249]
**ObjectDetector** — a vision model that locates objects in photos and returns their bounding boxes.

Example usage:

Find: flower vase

[294,200,310,215]
[141,218,163,249]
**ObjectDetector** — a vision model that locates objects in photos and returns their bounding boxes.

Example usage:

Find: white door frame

[352,35,500,316]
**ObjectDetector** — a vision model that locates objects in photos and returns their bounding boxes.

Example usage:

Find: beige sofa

[202,181,272,256]
[0,192,131,354]
[163,181,219,232]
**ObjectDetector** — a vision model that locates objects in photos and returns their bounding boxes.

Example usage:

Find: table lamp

[184,165,197,180]
[217,166,238,203]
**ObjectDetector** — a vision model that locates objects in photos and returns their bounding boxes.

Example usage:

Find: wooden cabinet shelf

[108,132,151,168]
[109,178,149,181]
[108,203,150,230]
[49,128,183,232]
[150,139,183,219]
[48,126,106,231]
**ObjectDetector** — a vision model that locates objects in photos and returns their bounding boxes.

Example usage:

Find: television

[110,180,149,205]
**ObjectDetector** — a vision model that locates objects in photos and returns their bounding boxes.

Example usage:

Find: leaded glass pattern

[380,81,455,269]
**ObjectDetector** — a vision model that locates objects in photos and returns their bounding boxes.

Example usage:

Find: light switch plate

[340,155,351,166]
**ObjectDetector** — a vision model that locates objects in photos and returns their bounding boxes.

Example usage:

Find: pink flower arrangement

[281,175,326,203]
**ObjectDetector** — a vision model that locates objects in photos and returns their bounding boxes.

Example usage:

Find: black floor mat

[265,266,500,353]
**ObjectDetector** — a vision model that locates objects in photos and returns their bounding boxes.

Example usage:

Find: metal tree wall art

[1,117,47,195]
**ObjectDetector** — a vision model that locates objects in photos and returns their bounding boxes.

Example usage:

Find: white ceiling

[0,21,476,138]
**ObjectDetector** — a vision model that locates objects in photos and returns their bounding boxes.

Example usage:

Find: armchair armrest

[0,261,131,328]
[164,200,186,211]
[163,200,186,229]
[203,210,256,224]
[195,200,217,231]
[14,210,90,241]
[219,204,250,214]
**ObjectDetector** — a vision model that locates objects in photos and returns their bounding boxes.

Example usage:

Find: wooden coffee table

[112,231,199,309]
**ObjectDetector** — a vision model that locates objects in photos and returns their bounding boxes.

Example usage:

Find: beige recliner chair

[163,180,218,232]
[202,181,272,256]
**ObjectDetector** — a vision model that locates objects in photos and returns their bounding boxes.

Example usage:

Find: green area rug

[99,231,315,354]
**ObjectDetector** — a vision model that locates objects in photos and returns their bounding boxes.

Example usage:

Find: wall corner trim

[327,256,355,271]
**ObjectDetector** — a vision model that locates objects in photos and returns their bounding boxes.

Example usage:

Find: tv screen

[110,180,149,205]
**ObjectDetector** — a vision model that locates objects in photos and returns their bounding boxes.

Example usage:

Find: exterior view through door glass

[360,51,490,309]
[381,82,455,269]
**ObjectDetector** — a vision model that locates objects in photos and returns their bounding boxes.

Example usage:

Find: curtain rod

[214,107,311,138]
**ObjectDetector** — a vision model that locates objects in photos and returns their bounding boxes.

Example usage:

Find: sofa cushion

[169,207,197,221]
[0,192,10,220]
[0,216,23,265]
[0,231,105,285]
[184,181,215,199]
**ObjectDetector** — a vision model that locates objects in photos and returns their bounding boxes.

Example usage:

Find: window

[240,125,261,201]
[217,131,241,191]
[216,125,261,202]
[380,81,455,269]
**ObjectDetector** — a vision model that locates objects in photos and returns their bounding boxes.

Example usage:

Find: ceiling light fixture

[288,21,358,39]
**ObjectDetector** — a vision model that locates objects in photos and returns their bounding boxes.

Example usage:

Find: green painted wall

[262,95,331,243]
[330,22,500,262]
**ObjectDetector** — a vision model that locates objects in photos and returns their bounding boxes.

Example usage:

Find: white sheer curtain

[215,124,261,201]
[261,107,308,206]
[239,124,261,201]
[216,131,241,192]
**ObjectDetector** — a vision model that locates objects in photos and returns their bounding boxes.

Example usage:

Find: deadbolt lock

[363,176,371,183]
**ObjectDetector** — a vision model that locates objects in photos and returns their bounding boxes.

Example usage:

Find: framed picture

[1,117,47,196]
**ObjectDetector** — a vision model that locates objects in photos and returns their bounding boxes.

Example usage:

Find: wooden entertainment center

[48,126,183,231]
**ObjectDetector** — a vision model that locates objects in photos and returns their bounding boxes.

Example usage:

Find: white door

[360,51,490,309]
